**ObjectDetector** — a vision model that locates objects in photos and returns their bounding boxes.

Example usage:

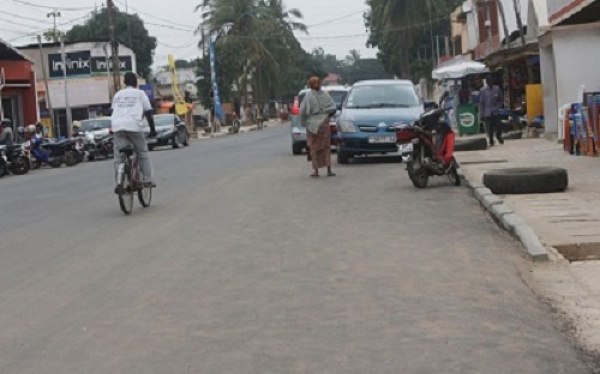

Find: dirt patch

[554,243,600,262]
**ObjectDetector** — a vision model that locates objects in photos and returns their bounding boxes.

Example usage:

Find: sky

[0,0,378,69]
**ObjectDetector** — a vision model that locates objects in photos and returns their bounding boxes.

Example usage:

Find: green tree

[197,0,318,104]
[365,0,461,80]
[66,7,157,79]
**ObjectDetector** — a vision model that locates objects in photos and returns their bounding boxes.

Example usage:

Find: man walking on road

[480,75,504,146]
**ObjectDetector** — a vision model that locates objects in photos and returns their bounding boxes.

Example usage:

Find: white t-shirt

[111,86,152,132]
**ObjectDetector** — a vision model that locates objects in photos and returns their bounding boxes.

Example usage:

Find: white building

[537,0,600,135]
[17,40,137,135]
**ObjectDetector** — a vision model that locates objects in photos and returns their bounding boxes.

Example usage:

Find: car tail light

[109,127,113,135]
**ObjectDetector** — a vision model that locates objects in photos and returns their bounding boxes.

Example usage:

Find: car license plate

[398,143,413,154]
[368,135,396,143]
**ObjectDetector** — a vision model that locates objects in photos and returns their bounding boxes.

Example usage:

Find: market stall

[432,61,489,136]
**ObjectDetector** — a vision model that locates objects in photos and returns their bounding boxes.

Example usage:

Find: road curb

[458,167,549,261]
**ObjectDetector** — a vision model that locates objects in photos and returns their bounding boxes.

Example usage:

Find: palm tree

[196,0,307,104]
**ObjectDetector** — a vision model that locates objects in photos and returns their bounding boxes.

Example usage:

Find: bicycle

[116,145,152,214]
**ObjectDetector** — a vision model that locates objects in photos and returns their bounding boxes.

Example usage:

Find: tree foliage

[365,0,461,81]
[196,0,325,105]
[66,7,157,79]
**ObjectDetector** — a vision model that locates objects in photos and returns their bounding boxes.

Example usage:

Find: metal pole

[485,0,493,56]
[436,36,440,64]
[426,0,435,67]
[37,35,55,129]
[107,0,121,92]
[60,35,72,138]
[103,43,113,101]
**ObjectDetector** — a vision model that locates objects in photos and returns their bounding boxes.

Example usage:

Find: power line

[306,11,364,28]
[3,0,93,11]
[7,15,89,43]
[0,9,54,24]
[114,0,197,30]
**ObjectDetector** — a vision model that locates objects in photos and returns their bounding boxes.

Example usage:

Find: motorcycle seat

[119,145,134,156]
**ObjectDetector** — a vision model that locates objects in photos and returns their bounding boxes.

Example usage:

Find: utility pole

[107,0,121,93]
[47,10,61,42]
[497,0,511,48]
[37,35,55,132]
[60,35,72,138]
[125,0,133,48]
[484,0,493,56]
[426,0,435,68]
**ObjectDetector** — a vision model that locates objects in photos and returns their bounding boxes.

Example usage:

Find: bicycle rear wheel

[118,162,134,214]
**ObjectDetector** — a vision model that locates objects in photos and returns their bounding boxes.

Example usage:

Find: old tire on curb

[483,167,568,194]
[455,137,488,152]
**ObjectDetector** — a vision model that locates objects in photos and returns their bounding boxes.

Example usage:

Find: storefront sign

[48,51,133,78]
[90,56,133,75]
[48,50,91,78]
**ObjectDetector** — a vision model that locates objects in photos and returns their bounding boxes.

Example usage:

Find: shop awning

[432,61,489,80]
[485,42,539,67]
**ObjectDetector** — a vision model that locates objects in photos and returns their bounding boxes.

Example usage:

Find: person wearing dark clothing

[0,119,14,146]
[479,77,504,146]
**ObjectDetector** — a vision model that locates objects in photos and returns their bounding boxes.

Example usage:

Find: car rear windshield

[298,90,347,107]
[80,119,111,132]
[345,84,419,109]
[154,114,178,127]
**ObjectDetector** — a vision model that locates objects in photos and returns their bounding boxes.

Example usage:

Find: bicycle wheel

[118,162,134,214]
[138,185,152,207]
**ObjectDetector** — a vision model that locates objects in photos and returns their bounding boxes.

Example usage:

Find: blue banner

[139,84,155,101]
[209,37,224,121]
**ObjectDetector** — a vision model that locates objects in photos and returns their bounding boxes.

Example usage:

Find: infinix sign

[48,51,91,78]
[48,51,133,78]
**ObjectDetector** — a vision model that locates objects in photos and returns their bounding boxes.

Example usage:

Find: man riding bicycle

[111,72,157,193]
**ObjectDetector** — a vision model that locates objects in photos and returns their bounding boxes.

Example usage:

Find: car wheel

[148,144,154,152]
[183,131,190,146]
[172,135,181,149]
[337,150,351,164]
[483,167,568,194]
[292,143,302,155]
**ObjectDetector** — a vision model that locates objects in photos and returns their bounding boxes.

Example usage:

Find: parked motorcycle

[0,144,30,176]
[31,138,79,169]
[96,134,114,159]
[73,132,97,162]
[394,107,460,188]
[499,102,527,135]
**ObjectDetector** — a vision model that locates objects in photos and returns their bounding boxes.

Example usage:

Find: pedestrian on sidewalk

[300,76,337,178]
[480,75,504,146]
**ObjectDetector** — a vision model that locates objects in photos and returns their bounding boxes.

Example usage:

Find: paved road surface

[0,126,591,373]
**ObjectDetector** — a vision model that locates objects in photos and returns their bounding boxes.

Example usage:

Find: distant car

[79,118,112,160]
[289,85,349,155]
[145,114,190,150]
[336,80,422,164]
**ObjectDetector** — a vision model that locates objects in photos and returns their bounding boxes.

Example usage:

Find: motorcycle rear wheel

[65,152,78,167]
[447,164,461,186]
[10,155,30,175]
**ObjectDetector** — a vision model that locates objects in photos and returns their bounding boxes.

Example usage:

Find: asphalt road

[0,125,592,373]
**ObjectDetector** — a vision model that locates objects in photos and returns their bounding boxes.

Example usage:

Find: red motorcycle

[394,107,460,188]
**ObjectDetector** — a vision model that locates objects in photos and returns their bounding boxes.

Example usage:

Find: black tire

[292,143,302,155]
[447,165,461,186]
[337,150,351,164]
[183,131,190,146]
[138,186,152,207]
[172,136,181,149]
[407,160,428,188]
[9,155,30,175]
[483,167,568,194]
[50,159,62,168]
[65,152,78,167]
[118,166,134,215]
[0,161,7,177]
[455,137,488,152]
[88,154,96,162]
[148,145,154,152]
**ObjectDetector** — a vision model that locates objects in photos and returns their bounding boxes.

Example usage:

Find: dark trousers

[485,115,503,145]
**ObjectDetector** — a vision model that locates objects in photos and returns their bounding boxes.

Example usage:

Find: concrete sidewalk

[456,136,600,355]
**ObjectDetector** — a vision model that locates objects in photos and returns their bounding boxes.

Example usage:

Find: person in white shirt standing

[111,72,157,192]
